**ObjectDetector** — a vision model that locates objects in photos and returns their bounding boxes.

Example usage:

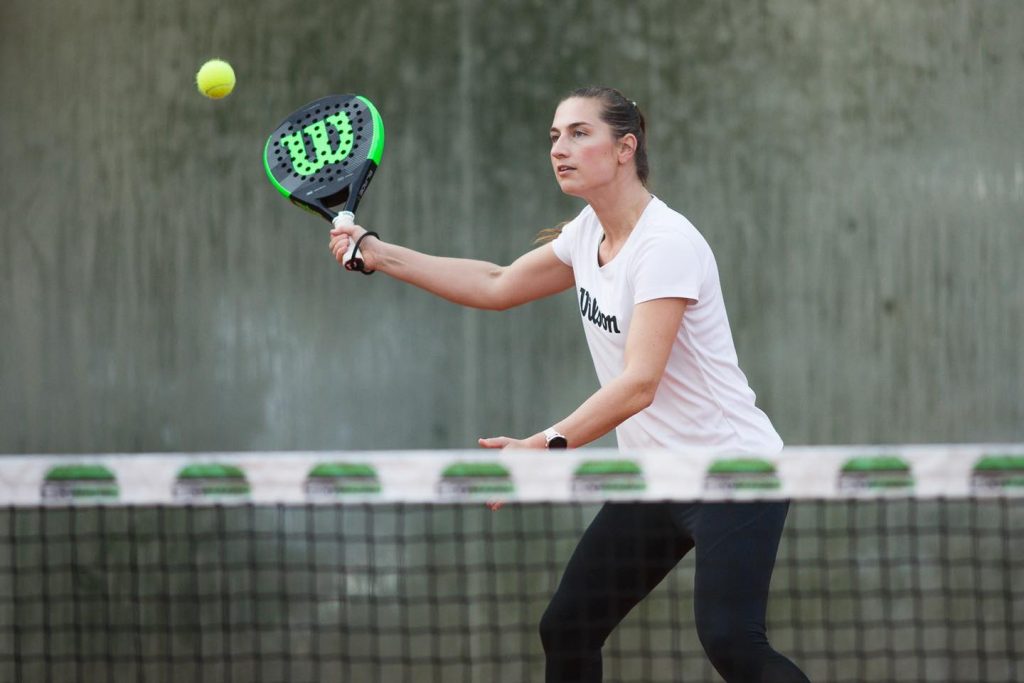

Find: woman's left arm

[479,297,689,449]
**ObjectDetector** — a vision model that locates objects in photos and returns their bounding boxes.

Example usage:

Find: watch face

[547,436,568,449]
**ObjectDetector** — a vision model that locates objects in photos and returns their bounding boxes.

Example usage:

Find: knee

[700,626,741,670]
[697,620,766,676]
[538,603,563,653]
[539,600,577,653]
[539,598,605,654]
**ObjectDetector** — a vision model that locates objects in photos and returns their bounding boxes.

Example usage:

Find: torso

[550,197,784,455]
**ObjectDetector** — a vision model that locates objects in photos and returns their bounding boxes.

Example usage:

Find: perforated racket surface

[263,94,384,222]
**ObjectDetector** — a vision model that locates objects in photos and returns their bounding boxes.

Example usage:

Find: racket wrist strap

[351,231,380,275]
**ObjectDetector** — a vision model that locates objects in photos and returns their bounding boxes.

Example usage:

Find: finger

[486,502,504,511]
[478,437,509,449]
[342,236,359,268]
[330,236,350,256]
[330,214,359,237]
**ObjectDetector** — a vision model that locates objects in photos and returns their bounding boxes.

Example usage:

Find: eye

[549,134,559,144]
[573,129,587,138]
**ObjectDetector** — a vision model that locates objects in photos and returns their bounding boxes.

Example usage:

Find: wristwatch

[544,427,568,449]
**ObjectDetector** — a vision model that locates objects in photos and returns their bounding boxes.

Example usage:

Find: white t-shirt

[550,197,783,455]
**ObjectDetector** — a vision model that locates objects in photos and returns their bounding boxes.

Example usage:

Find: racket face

[263,94,385,221]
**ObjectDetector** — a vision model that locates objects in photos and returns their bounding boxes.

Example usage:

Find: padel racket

[263,94,384,271]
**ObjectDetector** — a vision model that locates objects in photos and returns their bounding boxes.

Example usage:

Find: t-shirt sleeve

[631,229,704,304]
[548,215,582,266]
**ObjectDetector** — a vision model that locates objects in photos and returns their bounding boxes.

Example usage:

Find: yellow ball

[196,59,235,99]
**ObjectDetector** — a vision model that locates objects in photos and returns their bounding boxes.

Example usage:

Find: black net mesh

[1,497,1021,683]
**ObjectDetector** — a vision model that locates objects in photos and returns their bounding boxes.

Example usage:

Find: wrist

[524,433,546,449]
[360,236,387,274]
[370,238,391,272]
[542,427,568,449]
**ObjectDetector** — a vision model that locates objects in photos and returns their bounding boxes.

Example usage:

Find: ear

[616,133,638,165]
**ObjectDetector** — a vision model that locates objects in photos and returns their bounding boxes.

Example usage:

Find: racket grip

[333,211,362,270]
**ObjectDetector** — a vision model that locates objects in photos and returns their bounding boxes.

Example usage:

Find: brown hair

[566,86,649,186]
[536,87,649,244]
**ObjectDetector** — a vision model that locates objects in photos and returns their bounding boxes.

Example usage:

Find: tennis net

[1,445,1022,682]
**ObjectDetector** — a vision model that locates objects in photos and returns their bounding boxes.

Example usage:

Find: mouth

[556,165,576,176]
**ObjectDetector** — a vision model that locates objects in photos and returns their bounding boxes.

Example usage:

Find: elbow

[485,298,513,312]
[638,389,657,412]
[631,377,659,412]
[480,297,513,312]
[484,267,516,311]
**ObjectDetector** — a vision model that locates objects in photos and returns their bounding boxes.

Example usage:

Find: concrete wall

[2,0,1022,453]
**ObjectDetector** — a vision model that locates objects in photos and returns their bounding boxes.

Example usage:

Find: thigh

[549,502,695,626]
[691,501,790,619]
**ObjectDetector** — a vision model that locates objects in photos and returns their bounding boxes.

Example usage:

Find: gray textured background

[2,0,1022,453]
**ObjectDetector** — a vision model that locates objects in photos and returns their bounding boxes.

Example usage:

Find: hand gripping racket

[263,94,385,271]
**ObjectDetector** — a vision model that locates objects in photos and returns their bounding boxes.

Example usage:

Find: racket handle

[333,211,361,270]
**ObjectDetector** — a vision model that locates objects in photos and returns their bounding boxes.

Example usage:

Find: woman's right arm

[329,223,575,311]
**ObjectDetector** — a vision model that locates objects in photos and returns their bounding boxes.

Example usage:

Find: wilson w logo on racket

[263,94,385,221]
[279,112,356,177]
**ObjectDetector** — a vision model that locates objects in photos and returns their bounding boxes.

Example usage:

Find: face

[549,97,633,197]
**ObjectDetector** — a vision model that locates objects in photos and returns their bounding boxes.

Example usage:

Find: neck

[587,180,652,245]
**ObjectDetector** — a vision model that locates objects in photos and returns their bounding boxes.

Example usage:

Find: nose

[550,136,568,159]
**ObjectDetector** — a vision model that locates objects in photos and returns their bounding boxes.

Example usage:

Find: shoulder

[627,199,711,302]
[634,198,711,257]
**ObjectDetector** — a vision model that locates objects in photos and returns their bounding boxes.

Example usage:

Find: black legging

[539,501,810,682]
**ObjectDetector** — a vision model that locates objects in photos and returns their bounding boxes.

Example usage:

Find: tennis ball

[196,59,235,99]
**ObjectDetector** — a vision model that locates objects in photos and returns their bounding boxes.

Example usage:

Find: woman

[329,86,809,683]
